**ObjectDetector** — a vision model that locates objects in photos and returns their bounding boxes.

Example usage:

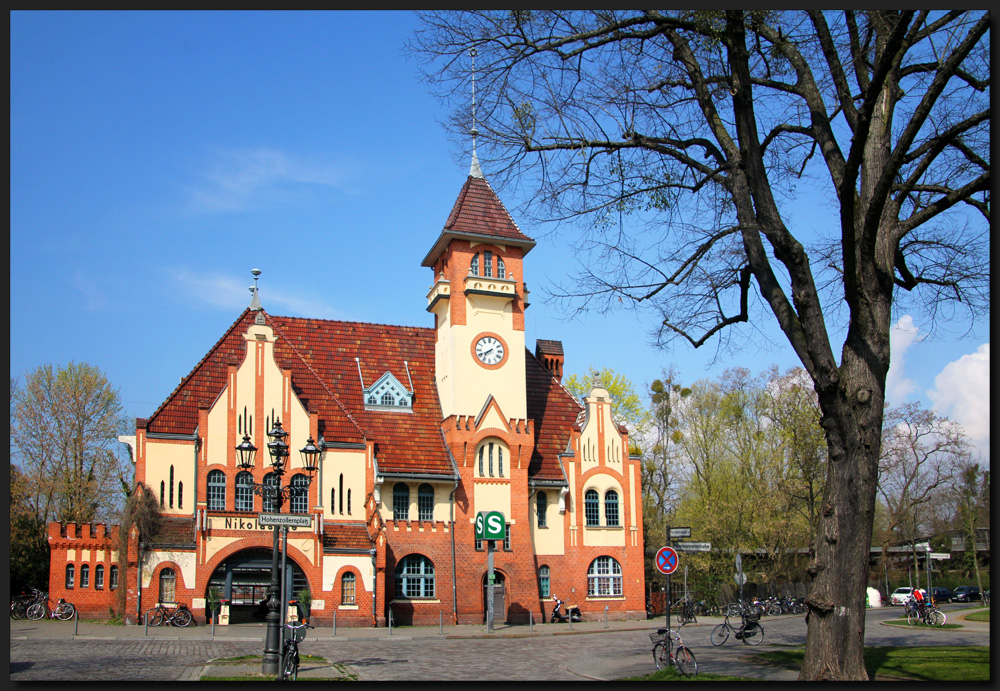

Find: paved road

[9,605,988,681]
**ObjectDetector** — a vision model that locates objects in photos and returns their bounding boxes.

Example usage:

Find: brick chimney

[535,339,565,382]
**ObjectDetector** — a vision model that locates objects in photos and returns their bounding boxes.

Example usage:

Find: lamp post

[234,419,322,677]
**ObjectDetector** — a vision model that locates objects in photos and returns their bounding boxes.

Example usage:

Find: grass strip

[752,646,989,681]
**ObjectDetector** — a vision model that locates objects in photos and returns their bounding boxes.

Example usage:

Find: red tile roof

[147,516,196,547]
[422,175,535,266]
[322,522,373,553]
[526,349,582,483]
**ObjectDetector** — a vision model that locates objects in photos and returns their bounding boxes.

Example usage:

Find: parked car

[953,585,981,602]
[889,587,926,606]
[930,587,954,603]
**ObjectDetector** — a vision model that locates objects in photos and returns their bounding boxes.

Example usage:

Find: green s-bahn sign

[475,511,505,541]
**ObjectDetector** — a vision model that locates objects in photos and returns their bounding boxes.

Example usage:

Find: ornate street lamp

[233,419,322,676]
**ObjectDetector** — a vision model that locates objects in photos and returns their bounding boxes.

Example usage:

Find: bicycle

[982,591,990,607]
[144,602,193,627]
[279,620,315,681]
[905,599,945,627]
[26,593,75,621]
[650,627,698,677]
[10,589,40,620]
[710,612,764,646]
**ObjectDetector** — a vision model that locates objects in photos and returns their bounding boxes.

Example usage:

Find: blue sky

[10,10,990,460]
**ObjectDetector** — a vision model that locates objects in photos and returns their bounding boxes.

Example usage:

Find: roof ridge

[145,309,254,426]
[263,313,369,441]
[266,313,433,333]
[525,346,584,414]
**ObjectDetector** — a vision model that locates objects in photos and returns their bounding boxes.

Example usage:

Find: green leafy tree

[563,367,651,446]
[951,461,988,592]
[413,10,989,679]
[10,463,49,592]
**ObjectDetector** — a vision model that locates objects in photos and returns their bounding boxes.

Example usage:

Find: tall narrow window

[538,565,550,598]
[418,484,434,521]
[484,251,493,277]
[159,568,176,603]
[339,474,344,514]
[178,482,183,510]
[263,473,279,512]
[393,483,409,521]
[347,489,352,515]
[330,488,336,512]
[207,470,226,511]
[470,253,479,275]
[235,471,254,512]
[537,492,547,528]
[585,489,600,527]
[342,572,356,605]
[497,257,506,279]
[169,466,174,508]
[109,565,119,590]
[80,564,90,588]
[605,490,620,526]
[95,565,105,590]
[290,474,309,514]
[478,446,484,476]
[66,564,75,588]
[160,481,165,507]
[503,523,511,551]
[497,446,504,477]
[488,442,494,476]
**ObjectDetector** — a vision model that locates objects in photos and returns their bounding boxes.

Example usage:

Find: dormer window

[363,372,413,411]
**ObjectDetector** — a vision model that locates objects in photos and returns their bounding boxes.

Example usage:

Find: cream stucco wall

[322,449,367,520]
[377,480,456,524]
[579,386,624,475]
[472,480,511,519]
[142,550,197,590]
[322,555,375,594]
[144,440,197,516]
[530,488,565,555]
[581,474,626,547]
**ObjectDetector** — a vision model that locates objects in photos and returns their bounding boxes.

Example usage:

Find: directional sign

[734,572,747,585]
[656,546,679,575]
[258,514,312,528]
[929,552,950,560]
[675,542,711,552]
[668,527,692,539]
[735,553,743,572]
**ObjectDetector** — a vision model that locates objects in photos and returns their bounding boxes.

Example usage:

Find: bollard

[529,609,533,632]
[604,605,609,628]
[569,612,573,631]
[74,607,79,636]
[144,611,149,636]
[212,613,216,637]
[333,611,337,637]
[439,611,443,635]
[388,605,394,635]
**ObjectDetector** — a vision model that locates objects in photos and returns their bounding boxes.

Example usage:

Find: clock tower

[422,159,535,421]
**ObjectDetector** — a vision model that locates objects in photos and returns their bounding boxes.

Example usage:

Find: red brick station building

[46,158,647,627]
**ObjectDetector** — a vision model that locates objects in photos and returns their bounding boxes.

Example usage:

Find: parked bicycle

[905,598,946,627]
[144,602,193,627]
[650,627,698,677]
[26,593,76,621]
[280,620,315,681]
[982,591,990,607]
[710,612,764,646]
[10,589,41,620]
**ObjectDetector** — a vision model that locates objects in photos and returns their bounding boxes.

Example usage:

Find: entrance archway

[482,571,507,624]
[206,548,308,624]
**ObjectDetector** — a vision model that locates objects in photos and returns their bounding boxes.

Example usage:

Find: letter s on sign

[476,514,484,536]
[488,514,502,534]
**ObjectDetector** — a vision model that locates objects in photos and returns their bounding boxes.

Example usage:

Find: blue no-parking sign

[655,546,679,575]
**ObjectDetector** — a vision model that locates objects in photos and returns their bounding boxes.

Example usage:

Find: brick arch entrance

[206,548,307,624]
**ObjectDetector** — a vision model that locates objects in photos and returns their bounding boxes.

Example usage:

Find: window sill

[338,604,359,610]
[391,598,440,604]
[584,525,623,530]
[586,595,625,601]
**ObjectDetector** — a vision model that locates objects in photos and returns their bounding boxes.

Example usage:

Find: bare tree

[411,10,989,679]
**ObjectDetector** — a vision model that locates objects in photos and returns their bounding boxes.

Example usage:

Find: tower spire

[248,268,263,311]
[469,47,484,179]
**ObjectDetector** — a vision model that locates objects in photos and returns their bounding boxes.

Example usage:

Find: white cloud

[71,270,107,312]
[184,147,357,213]
[928,343,990,462]
[169,269,344,320]
[885,315,922,406]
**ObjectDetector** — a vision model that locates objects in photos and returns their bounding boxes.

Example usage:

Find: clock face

[475,336,505,366]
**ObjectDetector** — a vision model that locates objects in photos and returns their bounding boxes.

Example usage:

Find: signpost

[258,513,312,528]
[476,511,505,633]
[675,542,711,552]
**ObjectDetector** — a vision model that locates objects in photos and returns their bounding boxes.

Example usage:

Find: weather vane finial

[249,268,263,312]
[469,47,484,179]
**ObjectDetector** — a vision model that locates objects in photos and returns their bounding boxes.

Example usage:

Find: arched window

[66,564,75,588]
[80,564,90,588]
[395,555,434,598]
[207,470,226,511]
[484,251,493,277]
[95,564,105,590]
[160,480,165,507]
[263,473,279,512]
[169,465,174,508]
[470,253,479,275]
[478,445,485,476]
[330,488,336,512]
[497,257,506,279]
[159,568,176,603]
[339,474,344,514]
[347,489,352,515]
[497,445,504,477]
[290,474,309,514]
[341,572,356,605]
[605,489,620,526]
[587,556,623,597]
[235,471,254,512]
[178,482,183,510]
[381,391,394,406]
[109,565,119,590]
[367,394,378,405]
[584,489,600,526]
[393,483,409,521]
[538,565,550,598]
[536,492,547,528]
[418,484,434,521]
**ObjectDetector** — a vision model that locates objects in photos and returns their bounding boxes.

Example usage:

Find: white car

[889,587,926,606]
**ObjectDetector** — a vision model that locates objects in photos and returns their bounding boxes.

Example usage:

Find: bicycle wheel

[906,609,919,626]
[282,650,298,682]
[710,623,729,646]
[146,608,164,627]
[26,603,45,621]
[674,646,698,677]
[742,621,764,645]
[172,608,193,627]
[652,643,669,671]
[55,602,75,621]
[930,610,946,626]
[12,600,28,620]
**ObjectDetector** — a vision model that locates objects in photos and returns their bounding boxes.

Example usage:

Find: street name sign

[668,527,692,539]
[929,552,950,560]
[675,542,711,552]
[475,511,506,541]
[258,514,312,528]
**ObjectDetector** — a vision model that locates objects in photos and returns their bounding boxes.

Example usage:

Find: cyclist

[912,587,926,616]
